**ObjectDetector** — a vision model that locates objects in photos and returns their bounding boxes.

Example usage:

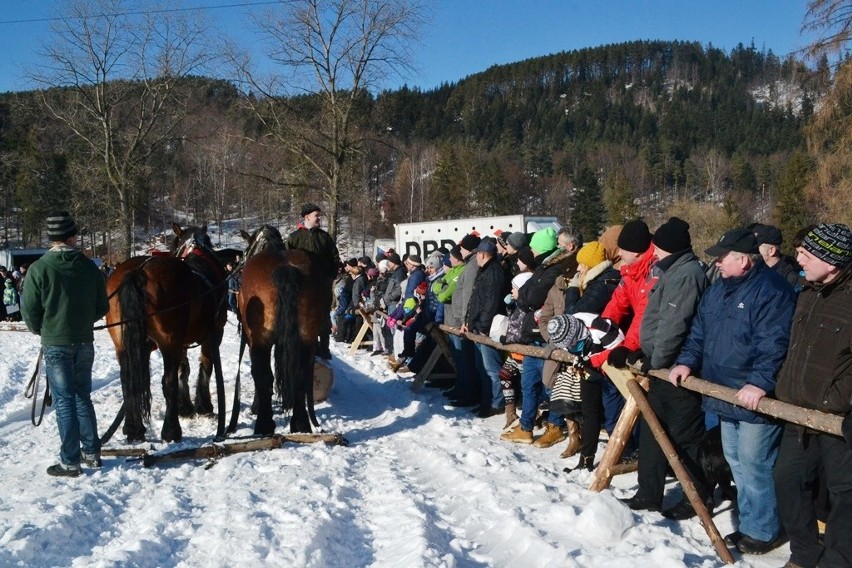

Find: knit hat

[403,297,418,312]
[653,217,692,253]
[459,234,481,252]
[576,241,606,268]
[378,259,389,273]
[497,231,512,247]
[46,212,78,242]
[801,223,852,268]
[530,228,558,254]
[367,267,379,278]
[405,254,423,266]
[573,313,625,350]
[516,246,535,269]
[599,225,623,262]
[300,203,321,217]
[617,219,652,253]
[449,245,463,261]
[547,314,590,351]
[511,272,533,290]
[507,232,528,250]
[425,252,443,270]
[415,280,428,298]
[752,224,783,246]
[386,252,402,265]
[345,258,358,267]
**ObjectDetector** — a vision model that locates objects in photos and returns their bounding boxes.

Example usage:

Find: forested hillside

[0,40,838,259]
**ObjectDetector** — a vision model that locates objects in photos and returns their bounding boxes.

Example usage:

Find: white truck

[392,215,561,258]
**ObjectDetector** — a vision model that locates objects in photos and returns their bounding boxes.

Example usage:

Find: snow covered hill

[0,314,791,567]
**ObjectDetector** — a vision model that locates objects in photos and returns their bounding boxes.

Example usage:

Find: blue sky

[0,0,815,94]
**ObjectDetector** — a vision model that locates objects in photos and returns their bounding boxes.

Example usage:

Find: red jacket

[596,247,658,367]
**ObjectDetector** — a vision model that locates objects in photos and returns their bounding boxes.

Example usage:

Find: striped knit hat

[547,314,590,351]
[46,211,78,242]
[802,223,852,268]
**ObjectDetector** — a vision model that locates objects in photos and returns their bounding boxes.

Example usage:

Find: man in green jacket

[22,212,109,477]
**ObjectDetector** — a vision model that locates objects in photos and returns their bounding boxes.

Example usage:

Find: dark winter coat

[563,261,621,316]
[640,249,708,370]
[775,265,852,415]
[772,254,804,292]
[516,248,577,314]
[287,225,341,280]
[22,247,109,345]
[677,261,796,424]
[382,265,407,313]
[348,273,368,314]
[465,257,508,335]
[403,266,427,299]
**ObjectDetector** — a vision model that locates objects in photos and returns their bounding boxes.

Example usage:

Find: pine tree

[774,151,815,253]
[571,166,606,242]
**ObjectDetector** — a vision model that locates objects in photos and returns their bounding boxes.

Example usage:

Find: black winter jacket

[465,257,508,334]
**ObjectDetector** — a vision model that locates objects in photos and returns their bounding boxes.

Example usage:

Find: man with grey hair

[670,227,796,554]
[557,226,581,256]
[22,212,109,477]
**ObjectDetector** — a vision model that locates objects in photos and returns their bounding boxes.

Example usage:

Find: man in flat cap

[670,227,796,554]
[22,212,109,477]
[287,203,341,359]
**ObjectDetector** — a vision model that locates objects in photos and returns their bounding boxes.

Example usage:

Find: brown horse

[106,224,229,442]
[236,224,325,434]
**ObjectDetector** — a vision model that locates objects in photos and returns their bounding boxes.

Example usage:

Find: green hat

[530,227,558,254]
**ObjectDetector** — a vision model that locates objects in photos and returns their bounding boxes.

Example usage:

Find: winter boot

[533,423,567,448]
[500,426,533,444]
[82,452,102,469]
[563,455,595,473]
[559,419,582,458]
[503,402,519,430]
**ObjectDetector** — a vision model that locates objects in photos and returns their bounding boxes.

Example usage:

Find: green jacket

[434,263,465,304]
[22,248,109,345]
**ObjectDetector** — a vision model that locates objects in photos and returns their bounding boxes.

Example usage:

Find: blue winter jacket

[676,260,796,424]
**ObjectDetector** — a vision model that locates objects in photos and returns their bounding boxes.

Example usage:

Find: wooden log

[589,373,648,492]
[142,433,349,467]
[429,324,457,372]
[410,344,444,393]
[101,448,150,458]
[437,324,581,364]
[645,369,844,437]
[626,379,734,565]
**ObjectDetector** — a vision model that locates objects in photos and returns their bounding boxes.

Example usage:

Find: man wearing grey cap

[669,227,796,554]
[22,212,109,477]
[773,223,852,568]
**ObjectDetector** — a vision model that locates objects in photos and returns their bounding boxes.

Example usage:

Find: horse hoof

[161,429,182,443]
[195,404,214,416]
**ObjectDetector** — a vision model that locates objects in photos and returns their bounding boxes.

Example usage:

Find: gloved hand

[607,346,636,369]
[843,413,852,449]
[624,350,650,373]
[386,317,397,329]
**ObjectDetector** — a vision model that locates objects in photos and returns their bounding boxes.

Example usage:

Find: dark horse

[236,224,325,434]
[106,224,229,442]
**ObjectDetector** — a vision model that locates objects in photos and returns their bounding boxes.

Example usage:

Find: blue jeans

[44,343,100,466]
[721,419,782,542]
[520,355,545,431]
[474,343,504,409]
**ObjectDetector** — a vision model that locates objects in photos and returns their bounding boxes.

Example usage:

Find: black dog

[699,425,737,506]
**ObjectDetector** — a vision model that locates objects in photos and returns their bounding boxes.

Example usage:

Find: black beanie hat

[46,211,79,242]
[653,217,692,253]
[516,246,536,269]
[300,203,321,217]
[617,220,652,253]
[459,234,481,252]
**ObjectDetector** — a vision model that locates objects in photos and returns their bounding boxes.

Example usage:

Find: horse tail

[272,264,302,411]
[117,269,152,421]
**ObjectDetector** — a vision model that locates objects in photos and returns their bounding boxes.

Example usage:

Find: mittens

[607,346,632,368]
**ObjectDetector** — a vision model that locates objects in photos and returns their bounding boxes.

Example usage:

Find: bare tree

[236,0,424,238]
[803,0,852,58]
[31,0,213,257]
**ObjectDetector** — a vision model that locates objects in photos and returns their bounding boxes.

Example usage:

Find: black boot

[562,455,595,473]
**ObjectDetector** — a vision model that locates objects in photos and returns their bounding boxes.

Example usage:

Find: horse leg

[177,355,195,417]
[160,351,184,442]
[251,344,276,435]
[289,344,314,433]
[194,344,214,416]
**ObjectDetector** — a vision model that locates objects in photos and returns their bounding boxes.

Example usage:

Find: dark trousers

[774,425,852,568]
[580,375,604,459]
[636,379,707,506]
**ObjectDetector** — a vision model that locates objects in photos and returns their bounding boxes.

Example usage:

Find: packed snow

[0,313,794,567]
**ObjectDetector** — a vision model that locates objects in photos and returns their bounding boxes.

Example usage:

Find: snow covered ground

[0,313,793,567]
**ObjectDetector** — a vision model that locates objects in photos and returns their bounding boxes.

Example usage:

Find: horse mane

[244,224,286,260]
